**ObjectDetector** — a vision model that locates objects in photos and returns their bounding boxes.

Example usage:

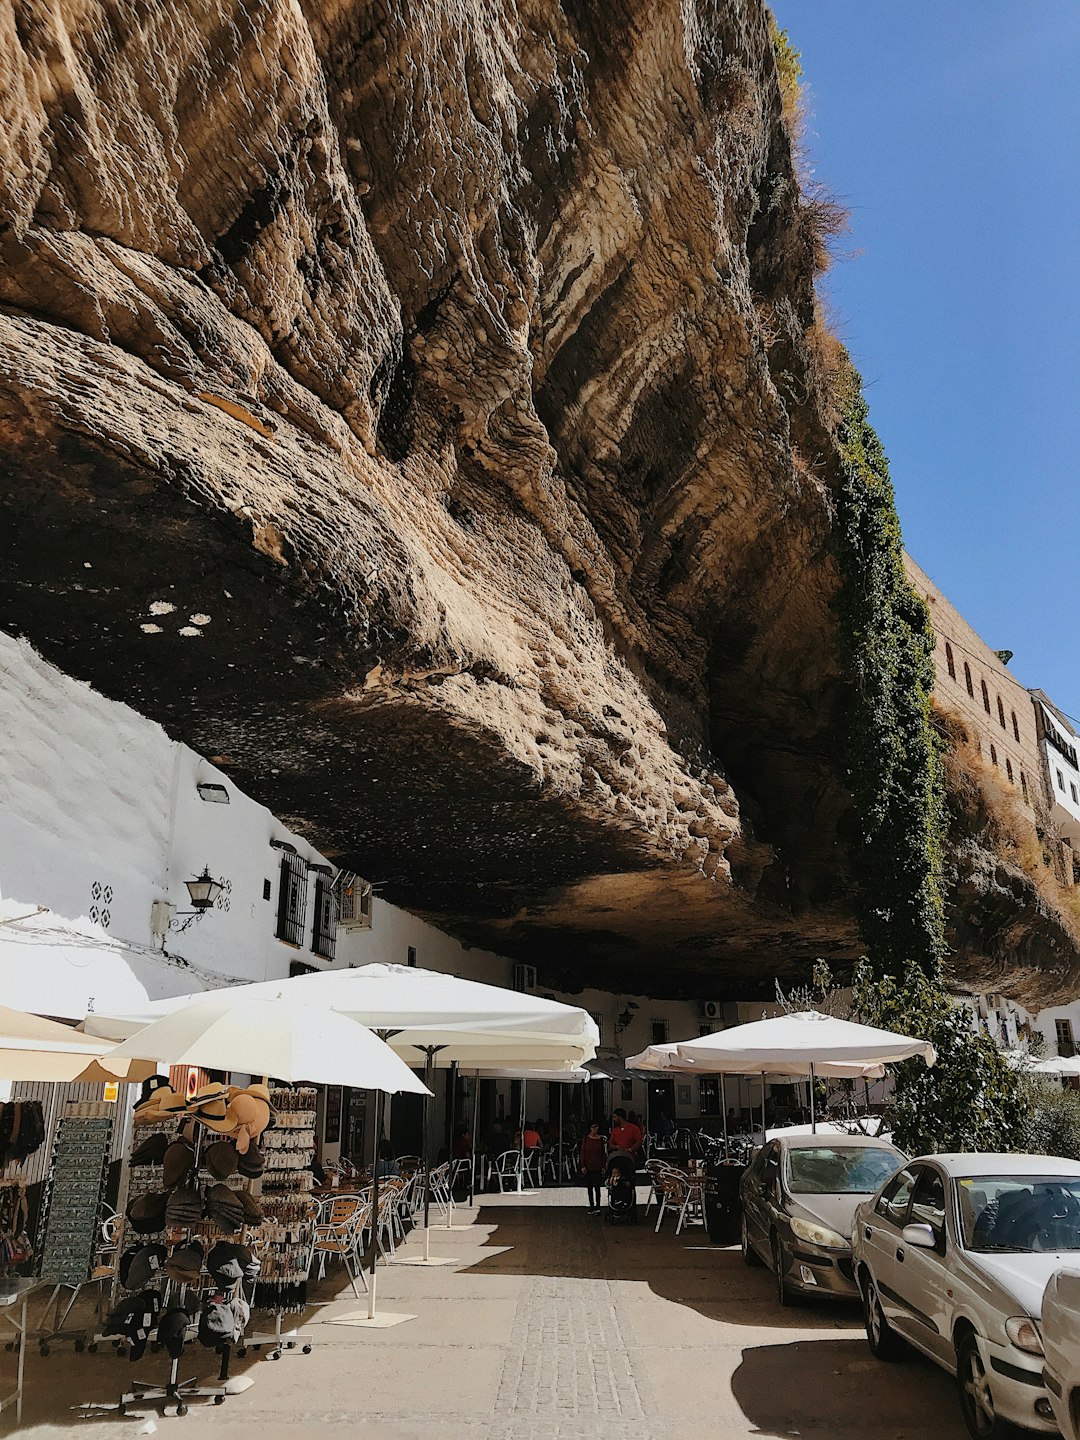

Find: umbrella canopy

[0,1003,156,1083]
[673,1010,935,1074]
[626,1037,887,1079]
[102,991,431,1095]
[475,1066,591,1083]
[1029,1054,1080,1077]
[88,963,598,1069]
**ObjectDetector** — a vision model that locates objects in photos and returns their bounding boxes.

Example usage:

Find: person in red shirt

[579,1122,606,1213]
[609,1108,643,1158]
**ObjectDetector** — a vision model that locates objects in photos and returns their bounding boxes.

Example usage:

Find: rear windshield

[959,1175,1080,1252]
[786,1146,902,1195]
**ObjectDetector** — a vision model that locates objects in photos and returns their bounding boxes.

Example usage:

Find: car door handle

[895,1247,905,1262]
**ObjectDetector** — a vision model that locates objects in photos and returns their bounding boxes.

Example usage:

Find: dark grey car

[740,1131,906,1304]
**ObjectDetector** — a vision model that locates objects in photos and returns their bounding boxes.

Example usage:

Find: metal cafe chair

[312,1195,368,1298]
[494,1150,523,1192]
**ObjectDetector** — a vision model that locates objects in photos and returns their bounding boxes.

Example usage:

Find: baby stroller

[605,1151,638,1225]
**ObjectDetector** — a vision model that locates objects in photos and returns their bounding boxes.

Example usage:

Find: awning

[0,903,217,1023]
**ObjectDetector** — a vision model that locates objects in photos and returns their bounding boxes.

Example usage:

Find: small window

[1012,711,1020,742]
[407,945,417,967]
[275,852,308,946]
[964,662,974,697]
[1056,1018,1075,1058]
[311,874,337,960]
[997,697,1006,730]
[981,679,991,715]
[699,1077,720,1115]
[262,878,272,901]
[1058,770,1066,792]
[651,1019,669,1045]
[945,642,956,680]
[876,1167,918,1228]
[1006,759,1014,783]
[1021,771,1029,802]
[590,1012,604,1047]
[990,745,998,767]
[621,1078,634,1103]
[1072,784,1079,805]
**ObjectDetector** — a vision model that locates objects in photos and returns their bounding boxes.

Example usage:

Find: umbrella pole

[518,1079,526,1193]
[809,1063,817,1134]
[469,1072,479,1206]
[558,1084,564,1185]
[422,1048,436,1260]
[721,1074,728,1160]
[444,1059,458,1228]
[760,1072,766,1142]
[367,1085,383,1319]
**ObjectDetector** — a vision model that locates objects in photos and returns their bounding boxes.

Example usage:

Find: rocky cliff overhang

[0,1,1067,1000]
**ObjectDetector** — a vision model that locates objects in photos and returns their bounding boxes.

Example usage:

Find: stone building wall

[904,555,1045,810]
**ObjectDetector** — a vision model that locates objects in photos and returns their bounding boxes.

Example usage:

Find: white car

[852,1153,1080,1439]
[1041,1267,1080,1438]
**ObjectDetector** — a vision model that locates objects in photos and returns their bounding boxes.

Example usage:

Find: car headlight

[1005,1316,1044,1356]
[789,1216,848,1250]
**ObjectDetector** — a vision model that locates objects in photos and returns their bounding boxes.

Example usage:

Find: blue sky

[768,3,1080,720]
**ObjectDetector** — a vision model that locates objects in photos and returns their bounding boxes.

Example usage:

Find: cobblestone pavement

[6,1187,967,1439]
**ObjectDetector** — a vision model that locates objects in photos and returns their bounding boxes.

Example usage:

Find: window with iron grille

[650,1019,669,1045]
[312,875,337,960]
[699,1078,720,1115]
[275,852,308,946]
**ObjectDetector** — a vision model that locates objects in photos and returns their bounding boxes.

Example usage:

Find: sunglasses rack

[237,1086,316,1361]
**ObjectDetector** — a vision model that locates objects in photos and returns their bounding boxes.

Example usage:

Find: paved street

[7,1187,965,1439]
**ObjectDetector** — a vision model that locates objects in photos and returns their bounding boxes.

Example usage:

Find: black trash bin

[704,1161,745,1245]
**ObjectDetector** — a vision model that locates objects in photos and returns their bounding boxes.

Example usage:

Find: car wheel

[771,1233,797,1307]
[861,1270,905,1360]
[957,1332,1010,1440]
[740,1212,762,1267]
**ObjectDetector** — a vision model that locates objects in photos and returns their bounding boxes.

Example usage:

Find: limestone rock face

[0,0,1052,996]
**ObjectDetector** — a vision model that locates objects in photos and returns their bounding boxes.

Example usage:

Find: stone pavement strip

[3,1186,966,1439]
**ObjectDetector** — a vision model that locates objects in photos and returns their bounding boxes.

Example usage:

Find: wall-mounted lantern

[183,867,224,911]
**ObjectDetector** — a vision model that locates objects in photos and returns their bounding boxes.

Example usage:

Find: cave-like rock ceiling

[1,0,1073,1001]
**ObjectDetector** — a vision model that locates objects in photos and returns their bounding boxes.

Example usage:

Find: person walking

[579,1121,606,1214]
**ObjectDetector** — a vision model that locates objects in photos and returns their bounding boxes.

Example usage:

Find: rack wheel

[176,1402,188,1417]
[252,1343,261,1351]
[214,1395,225,1405]
[237,1346,247,1357]
[88,1342,98,1353]
[302,1344,312,1355]
[269,1349,281,1361]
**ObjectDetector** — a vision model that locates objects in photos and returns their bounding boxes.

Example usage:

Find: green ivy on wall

[834,367,1024,1154]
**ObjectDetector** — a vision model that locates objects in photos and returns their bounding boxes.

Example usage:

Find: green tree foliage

[836,371,1025,1154]
[769,19,803,117]
[851,963,1025,1155]
[1020,1078,1080,1161]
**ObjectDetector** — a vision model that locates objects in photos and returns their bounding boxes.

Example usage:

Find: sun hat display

[126,1243,167,1291]
[165,1238,205,1285]
[156,1087,189,1115]
[162,1138,196,1188]
[104,1291,161,1362]
[165,1183,203,1227]
[205,1182,244,1235]
[236,1140,264,1179]
[131,1131,170,1166]
[126,1191,168,1235]
[198,1292,250,1348]
[117,1244,143,1289]
[133,1076,171,1114]
[236,1189,264,1226]
[186,1082,229,1122]
[206,1241,258,1285]
[204,1140,239,1180]
[156,1305,194,1360]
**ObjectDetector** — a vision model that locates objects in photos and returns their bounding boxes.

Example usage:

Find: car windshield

[785,1146,901,1195]
[959,1175,1080,1252]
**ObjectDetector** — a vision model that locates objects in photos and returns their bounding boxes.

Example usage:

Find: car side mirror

[902,1222,939,1249]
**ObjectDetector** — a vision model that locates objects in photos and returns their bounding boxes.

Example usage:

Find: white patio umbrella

[90,965,596,1309]
[102,990,432,1095]
[673,1010,934,1133]
[0,1004,157,1083]
[1029,1054,1080,1077]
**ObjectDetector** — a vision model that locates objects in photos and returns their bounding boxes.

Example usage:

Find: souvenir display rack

[33,1104,115,1353]
[239,1086,316,1359]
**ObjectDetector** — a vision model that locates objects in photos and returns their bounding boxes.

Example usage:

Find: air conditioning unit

[336,872,372,930]
[513,963,537,993]
[701,1000,723,1021]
